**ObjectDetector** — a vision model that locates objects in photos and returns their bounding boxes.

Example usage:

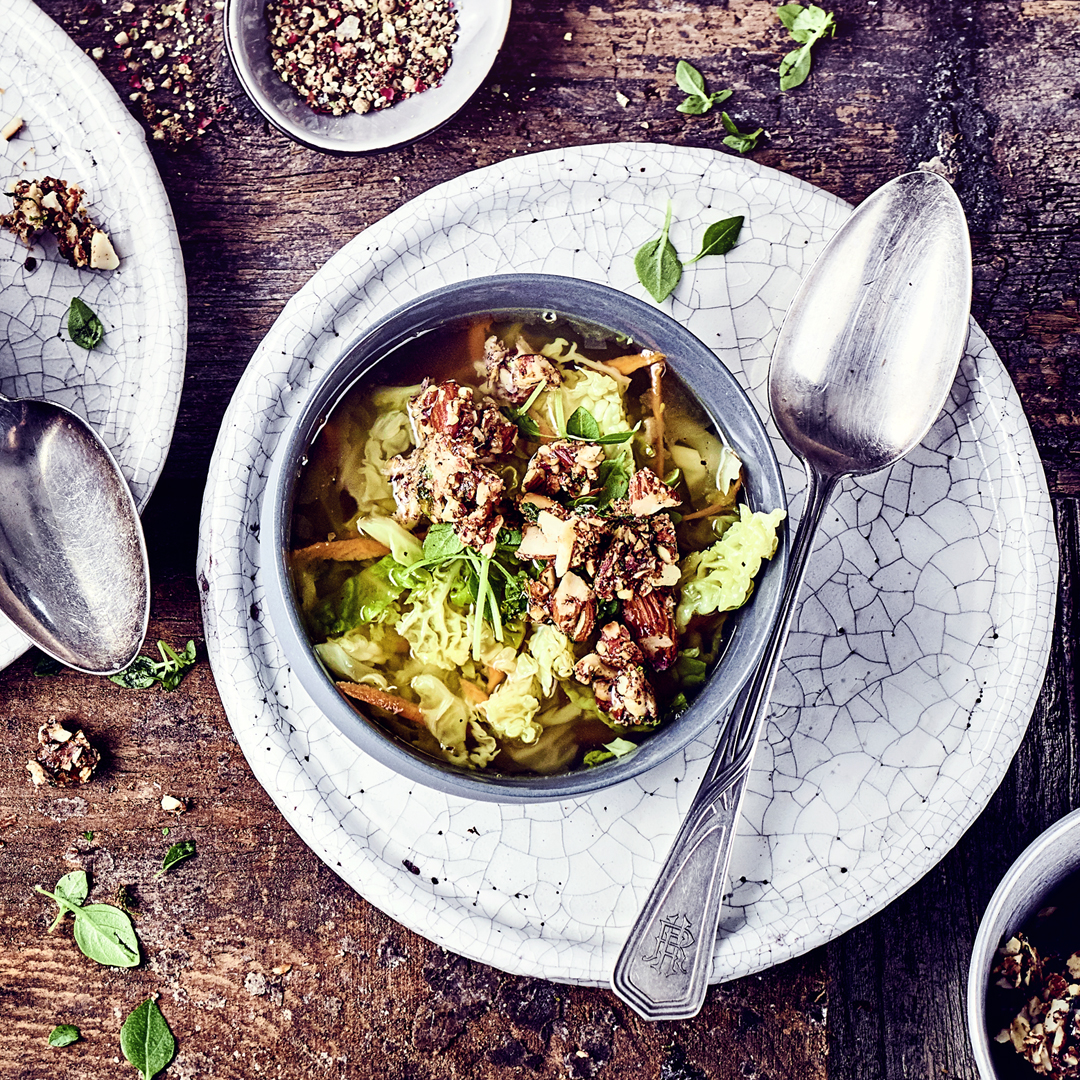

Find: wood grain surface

[2,1,1078,1078]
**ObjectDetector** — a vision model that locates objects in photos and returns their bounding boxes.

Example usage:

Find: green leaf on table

[120,999,176,1080]
[34,871,140,967]
[674,60,732,115]
[109,640,196,692]
[776,3,836,90]
[72,904,141,966]
[48,1024,80,1048]
[53,870,90,908]
[721,112,766,154]
[155,840,196,879]
[67,297,104,350]
[635,200,683,303]
[687,215,745,263]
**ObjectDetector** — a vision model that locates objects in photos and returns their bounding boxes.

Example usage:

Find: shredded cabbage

[479,656,543,745]
[527,625,577,697]
[411,673,498,768]
[358,515,423,565]
[676,505,786,629]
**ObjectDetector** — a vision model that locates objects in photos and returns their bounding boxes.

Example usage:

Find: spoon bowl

[0,392,149,674]
[612,170,972,1020]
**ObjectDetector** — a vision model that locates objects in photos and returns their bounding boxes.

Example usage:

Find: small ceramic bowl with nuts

[968,806,1080,1080]
[224,0,511,154]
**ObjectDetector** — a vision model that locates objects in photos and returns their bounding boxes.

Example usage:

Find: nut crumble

[26,721,102,787]
[265,0,458,116]
[1,177,120,270]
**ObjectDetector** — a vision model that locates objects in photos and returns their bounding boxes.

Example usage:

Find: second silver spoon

[612,170,973,1020]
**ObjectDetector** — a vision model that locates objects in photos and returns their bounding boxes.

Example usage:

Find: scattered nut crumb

[272,964,292,976]
[615,91,629,108]
[160,794,186,813]
[26,721,101,787]
[1,177,119,270]
[2,115,23,140]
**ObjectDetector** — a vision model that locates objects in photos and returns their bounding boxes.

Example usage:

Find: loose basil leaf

[54,870,89,908]
[776,3,836,90]
[674,60,732,115]
[675,59,707,98]
[67,297,104,350]
[634,201,682,303]
[72,904,141,967]
[120,999,176,1080]
[48,1024,80,1048]
[156,840,196,878]
[423,523,465,560]
[688,215,745,264]
[110,656,161,689]
[565,406,602,441]
[109,640,197,691]
[720,111,765,154]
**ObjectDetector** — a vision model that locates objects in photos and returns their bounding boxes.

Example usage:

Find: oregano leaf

[48,1025,80,1048]
[565,407,602,441]
[71,904,141,967]
[120,999,176,1080]
[687,216,745,263]
[675,59,707,98]
[67,297,104,350]
[156,840,197,879]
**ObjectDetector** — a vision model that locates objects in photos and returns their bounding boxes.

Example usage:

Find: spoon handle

[611,467,837,1020]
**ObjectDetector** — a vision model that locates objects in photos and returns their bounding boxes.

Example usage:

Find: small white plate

[225,0,511,154]
[0,0,187,672]
[198,143,1058,986]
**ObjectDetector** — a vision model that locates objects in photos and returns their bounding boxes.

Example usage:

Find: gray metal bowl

[261,274,788,802]
[223,0,510,155]
[967,806,1080,1079]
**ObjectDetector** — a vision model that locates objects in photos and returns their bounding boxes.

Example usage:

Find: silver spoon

[0,391,149,674]
[612,170,972,1020]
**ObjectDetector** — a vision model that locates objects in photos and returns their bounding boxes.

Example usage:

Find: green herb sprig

[675,60,732,115]
[156,840,196,879]
[499,380,546,438]
[635,202,745,302]
[110,640,197,691]
[776,3,837,90]
[48,1025,80,1048]
[720,113,766,154]
[34,870,140,968]
[67,297,104,350]
[564,406,639,445]
[120,999,176,1080]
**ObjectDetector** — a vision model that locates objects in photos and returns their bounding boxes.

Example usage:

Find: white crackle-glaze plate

[0,0,187,671]
[197,143,1057,986]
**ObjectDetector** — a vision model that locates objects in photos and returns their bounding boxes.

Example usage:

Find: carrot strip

[290,536,390,565]
[606,349,665,375]
[486,666,507,693]
[459,680,490,704]
[682,500,732,521]
[335,681,423,724]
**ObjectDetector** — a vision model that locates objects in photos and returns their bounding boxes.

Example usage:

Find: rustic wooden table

[3,2,1078,1077]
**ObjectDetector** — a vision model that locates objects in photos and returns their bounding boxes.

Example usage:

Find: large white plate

[197,143,1058,985]
[0,0,187,670]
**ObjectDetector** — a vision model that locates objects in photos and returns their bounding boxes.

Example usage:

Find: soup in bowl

[261,275,788,802]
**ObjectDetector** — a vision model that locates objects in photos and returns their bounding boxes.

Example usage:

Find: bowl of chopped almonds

[968,806,1080,1080]
[224,0,511,154]
[260,274,789,802]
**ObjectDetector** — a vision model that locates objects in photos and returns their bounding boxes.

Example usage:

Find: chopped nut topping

[593,513,681,601]
[522,439,604,500]
[407,379,517,459]
[26,721,101,787]
[484,335,562,406]
[622,589,679,671]
[386,433,505,555]
[1,177,119,271]
[574,622,659,727]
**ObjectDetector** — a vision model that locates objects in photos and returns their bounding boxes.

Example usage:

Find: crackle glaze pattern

[198,144,1057,985]
[0,0,186,670]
